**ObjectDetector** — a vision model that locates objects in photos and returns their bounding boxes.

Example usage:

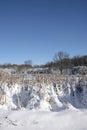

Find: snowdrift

[0,74,87,111]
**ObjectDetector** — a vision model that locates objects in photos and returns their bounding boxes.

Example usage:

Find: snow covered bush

[0,73,87,111]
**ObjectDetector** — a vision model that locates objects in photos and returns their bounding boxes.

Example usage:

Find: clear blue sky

[0,0,87,65]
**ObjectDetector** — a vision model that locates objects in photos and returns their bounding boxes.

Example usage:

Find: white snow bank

[0,75,87,111]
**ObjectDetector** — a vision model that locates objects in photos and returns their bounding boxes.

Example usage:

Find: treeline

[0,60,32,70]
[44,52,87,74]
[45,55,87,68]
[0,64,32,70]
[0,52,87,74]
[71,55,87,66]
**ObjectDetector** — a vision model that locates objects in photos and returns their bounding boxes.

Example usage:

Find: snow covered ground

[0,109,87,130]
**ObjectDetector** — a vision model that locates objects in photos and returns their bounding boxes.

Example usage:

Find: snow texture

[0,109,87,130]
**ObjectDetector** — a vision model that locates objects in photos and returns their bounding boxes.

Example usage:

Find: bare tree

[24,60,32,66]
[53,51,70,74]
